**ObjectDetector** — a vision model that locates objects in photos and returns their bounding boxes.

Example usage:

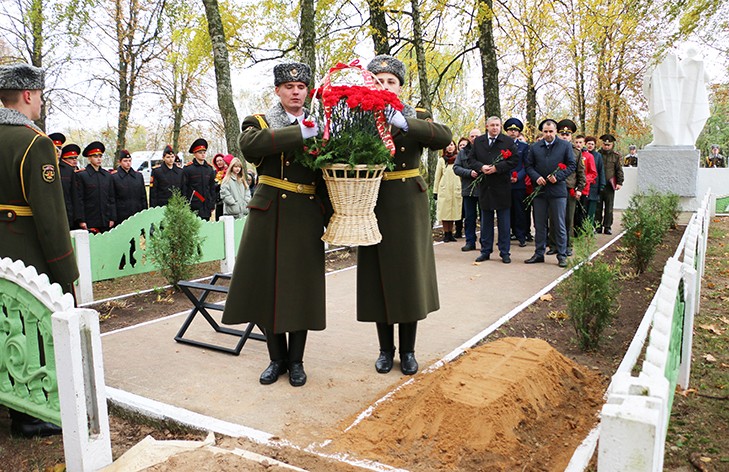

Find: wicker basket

[321,163,386,246]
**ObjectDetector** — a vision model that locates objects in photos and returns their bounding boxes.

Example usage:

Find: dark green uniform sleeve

[405,110,452,151]
[22,135,79,284]
[239,115,304,166]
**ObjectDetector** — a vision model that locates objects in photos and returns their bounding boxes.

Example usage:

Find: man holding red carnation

[524,119,577,268]
[463,116,519,264]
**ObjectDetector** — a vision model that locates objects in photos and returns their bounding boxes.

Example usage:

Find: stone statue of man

[643,52,684,146]
[679,45,710,146]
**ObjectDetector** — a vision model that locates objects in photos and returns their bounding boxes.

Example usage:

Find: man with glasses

[595,134,623,235]
[150,145,183,207]
[74,141,116,233]
[182,138,216,220]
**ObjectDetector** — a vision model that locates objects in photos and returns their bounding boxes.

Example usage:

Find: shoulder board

[110,169,117,174]
[253,114,269,129]
[152,164,161,169]
[74,168,84,173]
[415,107,433,120]
[185,161,193,166]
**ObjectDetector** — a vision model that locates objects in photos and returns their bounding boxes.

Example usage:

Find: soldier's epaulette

[110,169,117,174]
[185,161,193,166]
[152,164,161,169]
[252,114,269,130]
[74,168,84,173]
[415,107,433,121]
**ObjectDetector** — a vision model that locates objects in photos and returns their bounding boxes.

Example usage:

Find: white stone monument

[639,44,710,197]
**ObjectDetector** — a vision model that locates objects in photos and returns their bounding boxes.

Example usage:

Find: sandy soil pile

[323,337,605,471]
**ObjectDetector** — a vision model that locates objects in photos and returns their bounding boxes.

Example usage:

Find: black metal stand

[174,273,265,355]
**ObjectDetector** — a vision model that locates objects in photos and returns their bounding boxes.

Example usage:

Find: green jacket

[221,106,329,333]
[357,107,451,324]
[0,110,79,291]
[602,149,624,187]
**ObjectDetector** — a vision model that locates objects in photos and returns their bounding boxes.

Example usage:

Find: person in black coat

[504,118,531,247]
[73,141,116,233]
[150,145,184,207]
[58,143,80,228]
[182,138,216,219]
[524,119,576,267]
[112,149,147,224]
[463,116,518,264]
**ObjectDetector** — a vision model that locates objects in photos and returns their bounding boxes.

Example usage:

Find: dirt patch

[322,338,603,471]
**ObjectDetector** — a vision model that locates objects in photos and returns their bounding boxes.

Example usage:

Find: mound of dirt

[323,337,604,471]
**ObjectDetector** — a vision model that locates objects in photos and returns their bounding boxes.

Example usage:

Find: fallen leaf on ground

[698,324,723,335]
[469,274,482,280]
[707,282,716,289]
[540,294,553,301]
[703,354,717,362]
[677,388,698,397]
[547,310,569,320]
[720,317,729,325]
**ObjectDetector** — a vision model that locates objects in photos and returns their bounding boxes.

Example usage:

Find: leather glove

[433,193,438,200]
[299,119,319,139]
[385,106,409,131]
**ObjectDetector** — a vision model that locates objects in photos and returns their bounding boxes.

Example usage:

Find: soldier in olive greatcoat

[150,145,183,207]
[0,63,79,438]
[358,55,452,376]
[221,62,328,388]
[112,149,147,224]
[182,138,216,219]
[595,133,624,235]
[73,141,116,233]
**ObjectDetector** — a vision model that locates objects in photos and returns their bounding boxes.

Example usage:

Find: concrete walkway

[101,216,623,448]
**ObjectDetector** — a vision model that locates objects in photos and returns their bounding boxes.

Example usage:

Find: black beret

[600,134,617,143]
[189,138,208,154]
[83,141,106,157]
[273,62,312,87]
[367,55,406,85]
[48,132,66,147]
[557,119,577,134]
[538,119,558,131]
[61,144,81,159]
[503,118,524,132]
[0,63,44,90]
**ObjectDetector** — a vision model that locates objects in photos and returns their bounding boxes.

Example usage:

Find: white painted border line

[106,387,408,471]
[101,309,189,337]
[341,231,625,434]
[564,425,600,472]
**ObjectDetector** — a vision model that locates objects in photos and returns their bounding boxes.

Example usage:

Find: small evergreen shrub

[621,190,679,274]
[560,221,620,351]
[148,189,204,288]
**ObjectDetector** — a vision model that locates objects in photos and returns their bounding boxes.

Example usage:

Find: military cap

[599,133,617,143]
[629,144,637,150]
[118,149,131,161]
[48,132,66,147]
[557,119,577,134]
[0,63,44,90]
[538,118,558,131]
[60,144,81,159]
[273,62,312,87]
[367,55,406,85]
[162,144,174,156]
[83,141,106,157]
[503,118,524,132]
[188,138,208,154]
[711,144,720,150]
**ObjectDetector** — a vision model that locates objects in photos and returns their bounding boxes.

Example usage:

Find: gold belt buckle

[296,183,304,193]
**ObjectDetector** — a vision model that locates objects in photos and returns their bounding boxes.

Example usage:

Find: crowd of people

[48,135,257,233]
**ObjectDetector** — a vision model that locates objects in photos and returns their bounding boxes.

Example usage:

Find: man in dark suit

[524,119,577,267]
[464,116,518,263]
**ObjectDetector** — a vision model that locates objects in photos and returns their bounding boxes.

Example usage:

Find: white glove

[299,119,319,139]
[385,107,409,131]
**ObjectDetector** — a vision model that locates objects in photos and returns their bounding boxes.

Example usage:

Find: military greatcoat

[73,164,116,231]
[58,159,76,226]
[112,167,147,224]
[0,109,79,289]
[221,103,329,334]
[182,159,216,219]
[149,163,183,207]
[357,106,451,324]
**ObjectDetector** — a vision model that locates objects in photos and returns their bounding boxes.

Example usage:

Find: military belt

[258,175,316,195]
[0,205,33,221]
[382,169,421,181]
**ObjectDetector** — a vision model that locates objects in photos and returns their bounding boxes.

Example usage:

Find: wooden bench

[174,273,265,355]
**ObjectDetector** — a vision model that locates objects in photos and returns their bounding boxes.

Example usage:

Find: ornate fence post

[71,229,94,305]
[221,215,236,274]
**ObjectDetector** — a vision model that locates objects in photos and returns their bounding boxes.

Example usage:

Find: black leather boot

[288,330,308,387]
[9,410,61,438]
[375,323,395,373]
[260,331,287,385]
[398,322,419,375]
[454,220,463,239]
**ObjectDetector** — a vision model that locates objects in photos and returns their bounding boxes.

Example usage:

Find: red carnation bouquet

[468,148,512,196]
[523,162,567,207]
[296,60,402,170]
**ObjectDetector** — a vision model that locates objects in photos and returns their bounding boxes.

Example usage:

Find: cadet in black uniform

[150,145,183,207]
[73,141,116,233]
[59,143,80,227]
[112,149,147,223]
[48,132,66,158]
[182,138,216,219]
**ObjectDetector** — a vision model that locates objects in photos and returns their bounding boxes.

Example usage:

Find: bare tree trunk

[299,0,316,79]
[30,0,45,130]
[367,0,390,55]
[202,0,241,158]
[526,72,536,136]
[477,0,500,119]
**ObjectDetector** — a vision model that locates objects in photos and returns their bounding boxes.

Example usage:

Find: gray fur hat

[367,55,406,85]
[0,63,44,90]
[273,62,312,87]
